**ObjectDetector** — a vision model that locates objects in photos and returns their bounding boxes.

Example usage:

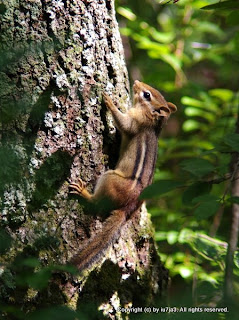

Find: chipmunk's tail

[71,210,126,272]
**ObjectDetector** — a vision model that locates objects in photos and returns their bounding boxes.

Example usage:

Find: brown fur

[71,210,126,272]
[69,80,177,272]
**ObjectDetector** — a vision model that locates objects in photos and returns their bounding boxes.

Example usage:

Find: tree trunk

[0,0,168,318]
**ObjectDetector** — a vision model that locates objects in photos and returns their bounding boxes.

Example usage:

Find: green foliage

[182,182,212,205]
[140,180,183,199]
[0,229,12,254]
[201,0,239,10]
[193,195,220,219]
[117,0,239,310]
[180,158,215,177]
[0,252,78,319]
[224,133,239,152]
[26,306,78,320]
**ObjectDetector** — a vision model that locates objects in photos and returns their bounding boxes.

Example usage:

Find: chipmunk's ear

[167,102,177,113]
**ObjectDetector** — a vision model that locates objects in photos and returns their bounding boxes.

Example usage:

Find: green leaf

[18,258,41,268]
[194,200,220,219]
[182,119,201,132]
[119,27,132,37]
[160,53,182,72]
[154,231,167,241]
[140,180,183,199]
[226,10,239,26]
[117,7,136,21]
[180,158,214,177]
[197,21,224,37]
[29,269,52,290]
[224,133,239,152]
[193,234,227,263]
[182,96,204,108]
[167,231,179,244]
[234,250,239,269]
[178,266,193,279]
[178,228,195,244]
[135,37,169,54]
[228,196,239,204]
[149,27,175,44]
[184,106,215,122]
[182,182,212,205]
[0,229,12,254]
[0,305,25,319]
[192,194,219,204]
[213,141,233,153]
[201,0,239,10]
[209,88,234,102]
[26,306,77,320]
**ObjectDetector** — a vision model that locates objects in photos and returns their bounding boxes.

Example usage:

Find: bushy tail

[71,210,126,272]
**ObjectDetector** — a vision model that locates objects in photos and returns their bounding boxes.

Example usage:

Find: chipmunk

[69,80,177,272]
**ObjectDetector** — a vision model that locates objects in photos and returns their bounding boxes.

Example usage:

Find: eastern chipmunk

[69,80,177,272]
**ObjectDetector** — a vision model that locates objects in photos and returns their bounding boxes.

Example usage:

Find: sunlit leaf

[117,7,136,21]
[154,231,167,241]
[184,107,215,122]
[149,27,175,44]
[136,37,169,54]
[160,53,182,72]
[209,88,234,102]
[193,234,227,262]
[197,21,224,37]
[182,96,204,107]
[182,119,201,132]
[167,231,178,244]
[178,266,193,279]
[178,228,195,244]
[119,27,132,36]
[234,251,239,268]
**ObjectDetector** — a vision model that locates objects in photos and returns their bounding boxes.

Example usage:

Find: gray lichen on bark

[0,0,168,317]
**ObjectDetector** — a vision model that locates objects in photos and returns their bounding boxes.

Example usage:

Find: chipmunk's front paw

[69,178,93,201]
[69,178,86,196]
[103,93,114,110]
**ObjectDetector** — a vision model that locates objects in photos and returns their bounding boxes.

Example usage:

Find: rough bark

[0,0,168,318]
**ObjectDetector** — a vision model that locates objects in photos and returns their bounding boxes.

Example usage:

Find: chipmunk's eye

[143,91,151,101]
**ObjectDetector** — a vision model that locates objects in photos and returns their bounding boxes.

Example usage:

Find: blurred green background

[116,0,239,310]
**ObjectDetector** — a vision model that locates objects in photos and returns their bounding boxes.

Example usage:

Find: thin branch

[224,101,239,304]
[224,158,239,303]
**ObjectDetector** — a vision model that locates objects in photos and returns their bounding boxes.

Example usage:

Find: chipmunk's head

[133,80,177,120]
